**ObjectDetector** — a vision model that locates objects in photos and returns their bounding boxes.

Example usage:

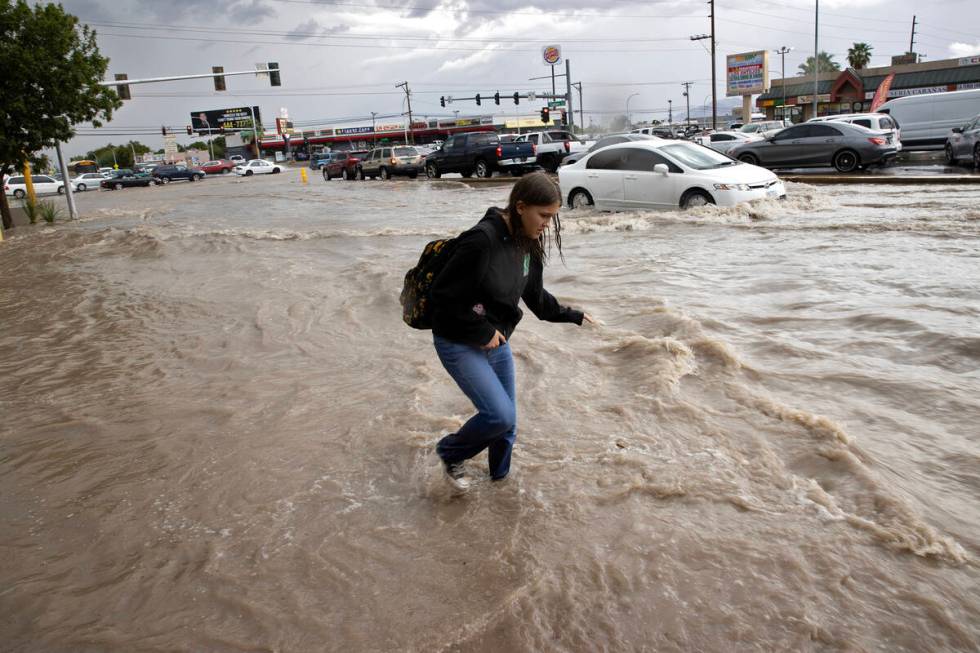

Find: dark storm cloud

[286,18,351,41]
[61,0,277,24]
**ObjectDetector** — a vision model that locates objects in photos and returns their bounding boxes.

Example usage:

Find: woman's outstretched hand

[583,313,600,326]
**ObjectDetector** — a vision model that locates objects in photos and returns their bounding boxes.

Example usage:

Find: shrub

[20,199,39,224]
[38,200,63,223]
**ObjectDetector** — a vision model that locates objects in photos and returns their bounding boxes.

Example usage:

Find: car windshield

[394,147,416,157]
[660,143,736,169]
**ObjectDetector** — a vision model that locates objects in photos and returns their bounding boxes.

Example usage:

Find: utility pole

[370,111,377,133]
[775,46,793,121]
[681,82,693,124]
[709,0,716,129]
[565,59,574,131]
[572,82,584,132]
[909,14,918,58]
[396,81,414,144]
[55,142,77,220]
[668,99,673,125]
[813,0,820,120]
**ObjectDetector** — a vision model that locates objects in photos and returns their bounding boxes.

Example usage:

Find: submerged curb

[436,174,980,187]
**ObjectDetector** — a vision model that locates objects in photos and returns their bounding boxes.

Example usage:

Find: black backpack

[400,223,491,329]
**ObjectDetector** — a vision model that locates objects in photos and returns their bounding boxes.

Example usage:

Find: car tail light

[390,157,398,164]
[496,146,502,158]
[564,141,570,152]
[868,137,886,145]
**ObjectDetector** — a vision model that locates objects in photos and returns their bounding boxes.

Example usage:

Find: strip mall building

[757,55,980,122]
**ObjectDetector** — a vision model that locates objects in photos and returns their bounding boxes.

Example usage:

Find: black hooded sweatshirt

[430,208,584,346]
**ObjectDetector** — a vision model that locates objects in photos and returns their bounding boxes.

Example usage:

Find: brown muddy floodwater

[1,174,978,652]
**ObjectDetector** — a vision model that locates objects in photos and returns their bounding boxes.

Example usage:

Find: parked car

[292,150,310,162]
[151,164,206,184]
[513,130,590,172]
[559,140,785,211]
[3,174,65,198]
[199,159,235,175]
[809,113,902,151]
[229,155,247,165]
[739,120,790,138]
[562,133,659,166]
[233,159,282,176]
[71,172,107,192]
[694,131,762,155]
[98,167,114,175]
[424,132,537,178]
[322,150,367,180]
[945,113,980,167]
[100,170,157,190]
[878,88,980,151]
[357,146,424,180]
[729,121,898,172]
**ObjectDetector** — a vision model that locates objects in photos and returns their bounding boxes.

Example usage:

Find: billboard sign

[726,51,769,97]
[190,106,262,133]
[542,44,562,67]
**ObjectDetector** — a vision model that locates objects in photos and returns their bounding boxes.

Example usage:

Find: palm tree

[797,51,842,76]
[847,43,874,69]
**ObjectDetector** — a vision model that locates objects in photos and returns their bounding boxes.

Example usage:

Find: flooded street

[1,174,978,652]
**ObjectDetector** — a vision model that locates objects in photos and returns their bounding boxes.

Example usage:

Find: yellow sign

[505,117,556,128]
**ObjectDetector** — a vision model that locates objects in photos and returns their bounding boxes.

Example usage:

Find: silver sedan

[945,114,980,168]
[729,121,899,173]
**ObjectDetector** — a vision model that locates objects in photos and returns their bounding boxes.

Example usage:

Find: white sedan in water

[233,159,282,176]
[558,140,785,210]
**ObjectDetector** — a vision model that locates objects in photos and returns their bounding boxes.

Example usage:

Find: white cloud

[950,42,980,57]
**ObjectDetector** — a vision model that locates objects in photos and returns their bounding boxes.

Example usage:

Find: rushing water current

[1,175,978,652]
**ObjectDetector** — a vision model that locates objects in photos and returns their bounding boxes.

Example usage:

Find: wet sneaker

[443,462,470,492]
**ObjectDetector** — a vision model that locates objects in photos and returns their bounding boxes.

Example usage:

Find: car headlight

[713,183,751,191]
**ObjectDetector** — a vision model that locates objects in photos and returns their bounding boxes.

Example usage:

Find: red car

[199,159,235,175]
[322,150,368,181]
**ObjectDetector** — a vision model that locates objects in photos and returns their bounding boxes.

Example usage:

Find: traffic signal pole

[98,67,279,88]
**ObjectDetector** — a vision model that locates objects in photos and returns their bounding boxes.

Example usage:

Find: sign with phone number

[190,106,262,133]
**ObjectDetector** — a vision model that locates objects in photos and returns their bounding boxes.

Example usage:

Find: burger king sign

[542,44,562,66]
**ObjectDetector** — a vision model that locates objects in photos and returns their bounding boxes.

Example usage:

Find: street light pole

[668,99,673,124]
[202,117,215,161]
[681,82,693,125]
[775,46,793,121]
[813,0,820,119]
[626,93,639,129]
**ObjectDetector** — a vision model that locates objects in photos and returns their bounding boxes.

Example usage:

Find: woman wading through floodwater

[429,172,595,492]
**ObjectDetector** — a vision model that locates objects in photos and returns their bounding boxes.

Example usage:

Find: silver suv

[809,113,901,151]
[945,113,980,168]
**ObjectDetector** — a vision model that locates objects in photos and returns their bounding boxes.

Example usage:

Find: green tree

[85,141,152,169]
[797,51,842,76]
[0,0,120,229]
[847,43,874,69]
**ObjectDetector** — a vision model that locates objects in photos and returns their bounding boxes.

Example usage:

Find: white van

[877,89,980,151]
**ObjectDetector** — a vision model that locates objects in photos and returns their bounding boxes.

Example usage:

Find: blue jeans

[433,335,517,480]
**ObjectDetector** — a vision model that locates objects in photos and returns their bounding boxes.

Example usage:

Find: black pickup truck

[424,131,537,178]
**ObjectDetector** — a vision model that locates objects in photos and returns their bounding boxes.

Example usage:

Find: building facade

[758,55,980,122]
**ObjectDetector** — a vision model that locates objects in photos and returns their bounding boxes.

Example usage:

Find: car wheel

[77,183,87,192]
[568,188,594,209]
[245,170,253,176]
[973,145,980,169]
[222,168,230,175]
[426,163,440,179]
[272,167,280,174]
[160,176,171,184]
[57,186,65,194]
[113,182,123,190]
[356,167,365,181]
[680,189,715,209]
[323,169,331,181]
[379,167,390,180]
[944,144,958,165]
[833,149,859,173]
[737,153,759,166]
[475,160,491,178]
[13,189,25,199]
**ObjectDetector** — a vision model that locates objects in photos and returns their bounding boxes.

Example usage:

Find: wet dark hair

[504,171,563,263]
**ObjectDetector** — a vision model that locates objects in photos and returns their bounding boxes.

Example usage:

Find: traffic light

[513,92,520,105]
[475,93,481,106]
[161,126,167,137]
[186,125,193,136]
[114,73,130,101]
[560,109,567,124]
[268,62,281,87]
[212,66,226,92]
[440,96,446,107]
[540,107,550,123]
[494,92,500,105]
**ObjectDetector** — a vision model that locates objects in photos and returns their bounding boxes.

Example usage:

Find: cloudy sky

[57,0,980,157]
